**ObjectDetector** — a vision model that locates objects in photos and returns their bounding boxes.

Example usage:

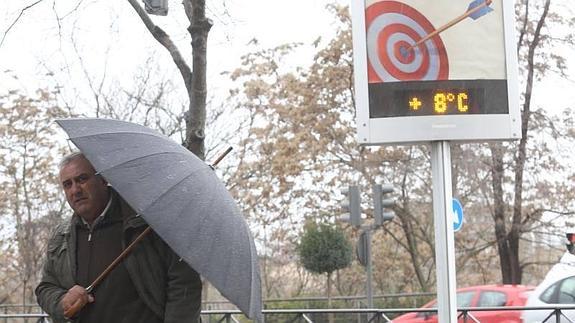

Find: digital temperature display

[395,88,485,116]
[368,80,509,118]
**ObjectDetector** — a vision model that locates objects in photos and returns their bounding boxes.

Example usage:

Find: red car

[393,284,534,323]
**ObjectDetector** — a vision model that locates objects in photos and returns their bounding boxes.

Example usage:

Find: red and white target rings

[366,1,449,83]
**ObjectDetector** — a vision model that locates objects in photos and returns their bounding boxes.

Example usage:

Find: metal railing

[202,292,435,311]
[4,305,575,323]
[204,306,575,322]
[0,305,46,323]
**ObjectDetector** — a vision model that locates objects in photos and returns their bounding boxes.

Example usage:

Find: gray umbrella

[56,118,262,321]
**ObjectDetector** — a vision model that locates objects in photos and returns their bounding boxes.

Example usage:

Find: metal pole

[366,229,373,309]
[430,141,457,323]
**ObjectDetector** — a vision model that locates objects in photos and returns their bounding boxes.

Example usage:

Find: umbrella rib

[68,130,166,141]
[96,151,193,175]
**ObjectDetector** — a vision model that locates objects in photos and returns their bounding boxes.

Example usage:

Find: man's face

[59,157,110,224]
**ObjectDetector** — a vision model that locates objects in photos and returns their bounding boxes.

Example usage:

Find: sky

[0,0,573,118]
[0,0,341,107]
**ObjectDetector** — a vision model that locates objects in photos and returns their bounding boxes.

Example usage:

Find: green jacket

[35,194,202,323]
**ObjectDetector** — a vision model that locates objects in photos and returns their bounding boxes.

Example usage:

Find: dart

[406,0,493,53]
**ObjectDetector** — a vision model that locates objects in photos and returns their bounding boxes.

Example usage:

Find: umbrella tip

[211,146,233,168]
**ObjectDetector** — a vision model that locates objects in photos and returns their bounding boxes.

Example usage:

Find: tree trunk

[184,0,212,160]
[490,142,514,283]
[127,0,209,159]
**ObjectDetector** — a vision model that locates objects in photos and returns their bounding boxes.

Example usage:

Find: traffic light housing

[373,184,395,226]
[143,0,168,16]
[340,185,362,228]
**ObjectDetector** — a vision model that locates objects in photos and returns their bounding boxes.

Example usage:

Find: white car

[522,252,575,322]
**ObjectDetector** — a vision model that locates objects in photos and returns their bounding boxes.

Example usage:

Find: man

[36,152,202,322]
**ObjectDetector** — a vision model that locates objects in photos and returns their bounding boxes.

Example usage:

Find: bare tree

[488,0,575,284]
[0,88,69,305]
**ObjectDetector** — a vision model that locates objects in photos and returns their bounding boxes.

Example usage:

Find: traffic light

[373,184,395,226]
[143,0,168,16]
[340,185,361,228]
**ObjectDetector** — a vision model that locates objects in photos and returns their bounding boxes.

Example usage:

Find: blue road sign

[452,198,464,232]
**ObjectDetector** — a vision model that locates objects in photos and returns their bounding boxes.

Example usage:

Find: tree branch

[517,0,530,54]
[1,0,45,48]
[126,0,193,95]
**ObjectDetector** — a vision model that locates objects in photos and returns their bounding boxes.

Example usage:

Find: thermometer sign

[351,0,520,144]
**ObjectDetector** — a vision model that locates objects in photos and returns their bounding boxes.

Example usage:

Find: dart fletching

[467,0,493,20]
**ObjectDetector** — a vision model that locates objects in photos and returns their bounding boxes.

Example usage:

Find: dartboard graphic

[366,1,449,83]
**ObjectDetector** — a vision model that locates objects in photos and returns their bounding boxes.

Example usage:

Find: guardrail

[202,306,575,323]
[202,292,435,311]
[3,305,575,322]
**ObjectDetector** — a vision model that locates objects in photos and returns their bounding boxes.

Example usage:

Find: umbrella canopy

[56,118,262,321]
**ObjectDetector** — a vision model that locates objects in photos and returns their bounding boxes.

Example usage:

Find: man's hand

[60,285,94,318]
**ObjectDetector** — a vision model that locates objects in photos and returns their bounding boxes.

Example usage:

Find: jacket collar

[78,195,113,229]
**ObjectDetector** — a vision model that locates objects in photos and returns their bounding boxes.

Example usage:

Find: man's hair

[59,151,87,170]
[58,151,107,185]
